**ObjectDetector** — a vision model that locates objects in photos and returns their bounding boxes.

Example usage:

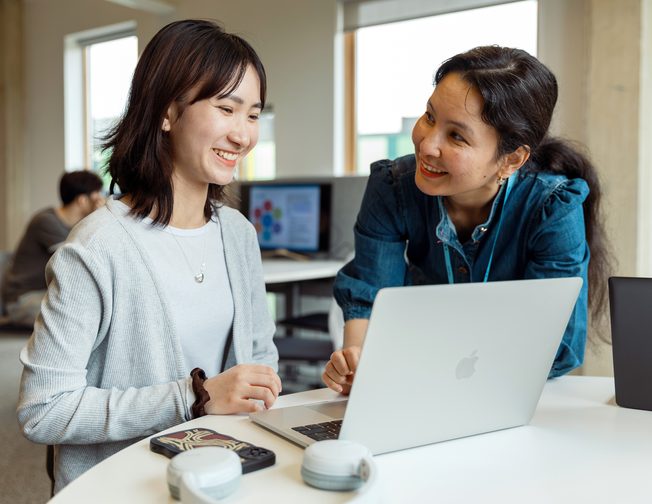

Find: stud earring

[497,175,507,186]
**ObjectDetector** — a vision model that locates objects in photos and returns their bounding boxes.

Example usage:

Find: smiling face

[412,72,511,204]
[163,64,262,191]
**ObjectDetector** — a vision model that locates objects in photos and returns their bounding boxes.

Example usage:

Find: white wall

[584,0,642,376]
[639,0,652,277]
[537,0,589,144]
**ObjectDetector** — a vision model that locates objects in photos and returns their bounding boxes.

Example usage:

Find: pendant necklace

[172,232,208,283]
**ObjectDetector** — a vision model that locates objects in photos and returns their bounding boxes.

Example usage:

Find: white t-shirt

[113,199,234,376]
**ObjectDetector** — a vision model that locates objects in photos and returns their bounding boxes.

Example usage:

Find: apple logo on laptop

[456,350,478,379]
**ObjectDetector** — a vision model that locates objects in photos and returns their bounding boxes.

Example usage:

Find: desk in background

[262,258,344,326]
[50,376,652,504]
[262,258,344,285]
[261,258,345,390]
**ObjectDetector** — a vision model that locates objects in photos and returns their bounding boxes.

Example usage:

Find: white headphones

[167,440,379,503]
[167,447,241,503]
[301,440,379,503]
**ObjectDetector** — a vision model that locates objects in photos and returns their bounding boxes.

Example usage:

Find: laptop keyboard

[291,420,342,441]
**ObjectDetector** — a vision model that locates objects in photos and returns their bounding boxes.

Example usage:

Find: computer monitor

[239,182,331,255]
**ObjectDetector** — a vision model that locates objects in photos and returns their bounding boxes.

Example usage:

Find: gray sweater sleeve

[17,237,192,445]
[244,222,279,369]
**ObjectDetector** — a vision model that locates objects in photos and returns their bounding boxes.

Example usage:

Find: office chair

[273,252,351,391]
[274,300,344,392]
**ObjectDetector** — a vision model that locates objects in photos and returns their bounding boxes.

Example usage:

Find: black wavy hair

[436,46,611,337]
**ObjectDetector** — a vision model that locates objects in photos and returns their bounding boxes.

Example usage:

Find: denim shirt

[334,154,590,378]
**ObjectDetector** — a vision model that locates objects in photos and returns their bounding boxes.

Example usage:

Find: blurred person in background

[1,170,104,327]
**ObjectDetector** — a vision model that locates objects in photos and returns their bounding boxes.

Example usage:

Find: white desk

[51,376,652,503]
[262,259,345,285]
[261,259,345,324]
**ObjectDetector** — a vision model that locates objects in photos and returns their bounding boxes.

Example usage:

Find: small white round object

[167,447,242,501]
[303,439,371,476]
[301,440,374,492]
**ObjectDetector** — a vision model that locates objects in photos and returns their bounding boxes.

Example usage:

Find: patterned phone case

[150,427,276,473]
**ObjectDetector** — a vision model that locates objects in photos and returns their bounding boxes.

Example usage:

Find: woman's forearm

[343,318,369,348]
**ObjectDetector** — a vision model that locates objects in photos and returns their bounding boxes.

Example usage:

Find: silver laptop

[251,277,582,454]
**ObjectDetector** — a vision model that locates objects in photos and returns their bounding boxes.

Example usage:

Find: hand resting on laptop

[323,346,360,395]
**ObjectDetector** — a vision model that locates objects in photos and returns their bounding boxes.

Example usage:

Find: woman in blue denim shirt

[323,46,610,393]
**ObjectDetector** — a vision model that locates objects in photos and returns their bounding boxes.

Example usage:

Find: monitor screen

[240,182,331,254]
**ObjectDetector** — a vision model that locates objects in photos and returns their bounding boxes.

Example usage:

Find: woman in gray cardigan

[17,20,280,494]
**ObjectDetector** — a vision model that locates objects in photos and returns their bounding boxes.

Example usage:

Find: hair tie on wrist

[190,367,210,418]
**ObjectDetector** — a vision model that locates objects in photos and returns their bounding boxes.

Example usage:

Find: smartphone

[150,427,276,473]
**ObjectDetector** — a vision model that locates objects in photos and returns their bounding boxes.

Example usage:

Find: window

[238,109,276,181]
[346,1,538,174]
[64,22,138,189]
[86,36,138,180]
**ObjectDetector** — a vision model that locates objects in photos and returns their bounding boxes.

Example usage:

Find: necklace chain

[171,232,207,283]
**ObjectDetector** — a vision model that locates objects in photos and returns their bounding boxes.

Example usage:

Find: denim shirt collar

[434,182,507,253]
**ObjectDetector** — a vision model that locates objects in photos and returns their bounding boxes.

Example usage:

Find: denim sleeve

[525,178,590,378]
[334,161,408,321]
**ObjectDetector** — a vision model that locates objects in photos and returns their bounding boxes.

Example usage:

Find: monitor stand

[261,248,311,262]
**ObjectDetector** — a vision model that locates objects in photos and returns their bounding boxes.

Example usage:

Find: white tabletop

[50,376,652,503]
[262,259,345,284]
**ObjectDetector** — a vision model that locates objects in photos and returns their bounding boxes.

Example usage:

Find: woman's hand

[203,364,282,414]
[322,346,361,395]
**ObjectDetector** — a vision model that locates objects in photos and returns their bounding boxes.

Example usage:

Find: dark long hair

[103,19,267,225]
[435,46,611,336]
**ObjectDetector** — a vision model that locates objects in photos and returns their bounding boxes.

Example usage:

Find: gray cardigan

[17,199,278,493]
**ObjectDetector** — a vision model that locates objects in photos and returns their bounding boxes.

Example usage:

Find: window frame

[64,21,137,173]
